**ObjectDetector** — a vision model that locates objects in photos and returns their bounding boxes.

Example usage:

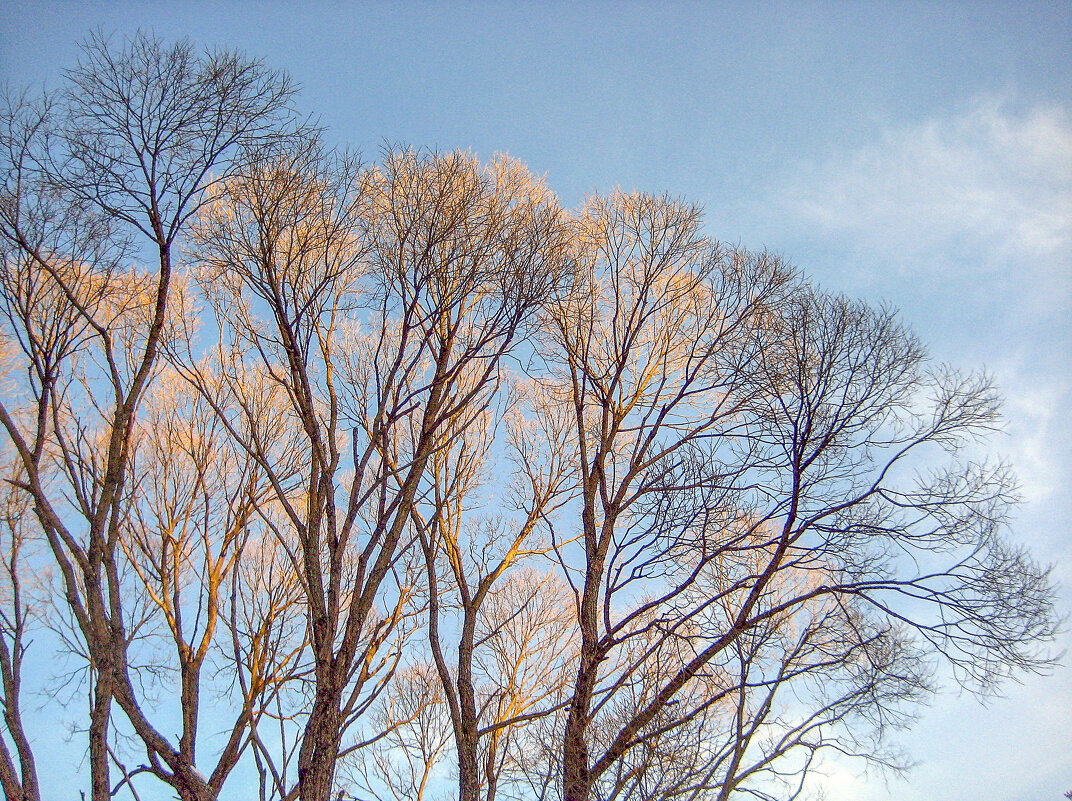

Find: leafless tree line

[0,32,1056,801]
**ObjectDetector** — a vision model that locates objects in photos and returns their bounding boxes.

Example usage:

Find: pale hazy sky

[2,2,1069,799]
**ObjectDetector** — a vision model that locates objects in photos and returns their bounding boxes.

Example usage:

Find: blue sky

[2,2,1069,799]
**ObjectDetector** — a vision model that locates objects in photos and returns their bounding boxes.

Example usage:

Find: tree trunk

[88,669,112,801]
[456,727,481,801]
[297,688,344,801]
[561,657,597,801]
[455,606,481,801]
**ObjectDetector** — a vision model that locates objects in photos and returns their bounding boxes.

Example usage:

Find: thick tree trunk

[88,669,112,801]
[455,606,481,801]
[561,656,598,801]
[297,688,345,801]
[562,498,607,801]
[456,727,481,801]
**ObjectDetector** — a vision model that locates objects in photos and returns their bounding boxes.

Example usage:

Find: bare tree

[579,556,927,801]
[107,365,307,799]
[185,142,569,801]
[0,31,297,801]
[474,568,577,801]
[412,372,576,801]
[0,450,42,801]
[345,662,454,801]
[542,191,1055,801]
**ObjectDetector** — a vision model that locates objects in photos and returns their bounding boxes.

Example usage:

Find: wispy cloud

[782,98,1072,272]
[997,366,1069,505]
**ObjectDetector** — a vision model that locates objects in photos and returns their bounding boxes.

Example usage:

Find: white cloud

[997,368,1070,505]
[784,98,1072,271]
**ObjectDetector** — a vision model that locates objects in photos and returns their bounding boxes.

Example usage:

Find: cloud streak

[784,99,1072,273]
